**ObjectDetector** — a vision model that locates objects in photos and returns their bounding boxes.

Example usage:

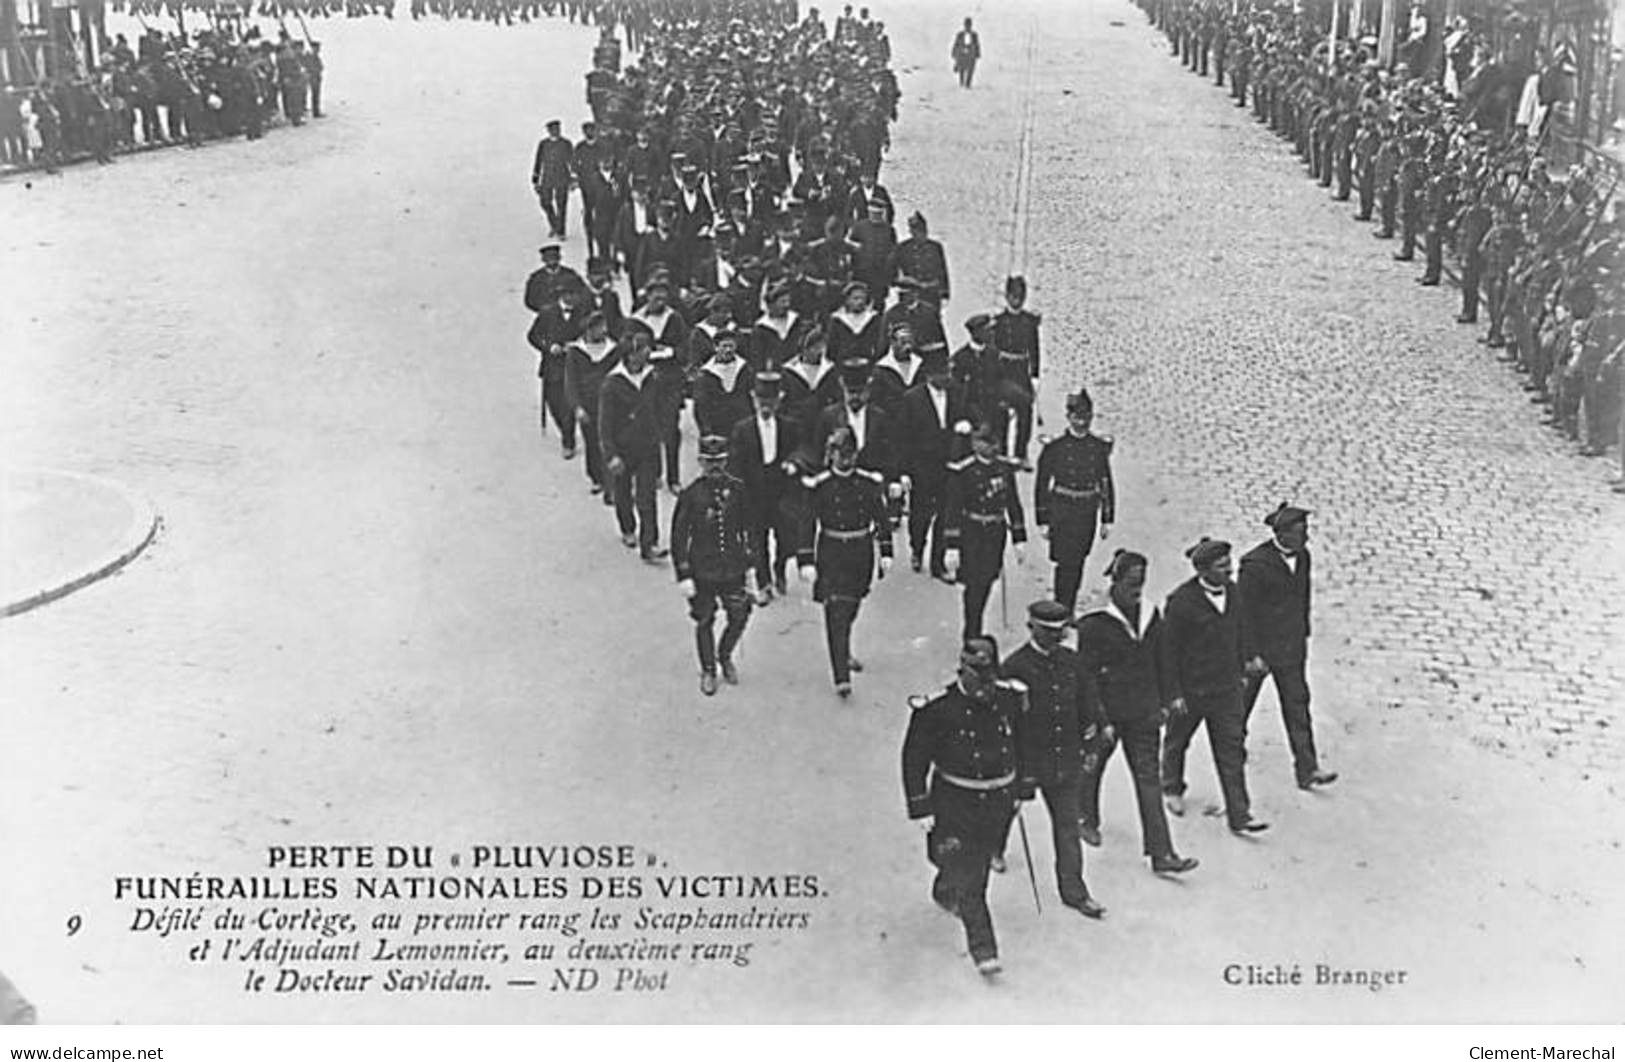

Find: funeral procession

[1,0,1623,1026]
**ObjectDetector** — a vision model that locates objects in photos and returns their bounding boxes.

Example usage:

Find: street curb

[1,470,161,619]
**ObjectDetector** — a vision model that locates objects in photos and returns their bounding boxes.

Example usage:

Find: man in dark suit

[1237,503,1338,790]
[812,359,896,489]
[729,371,803,601]
[598,333,670,563]
[896,350,974,579]
[532,119,574,240]
[1161,537,1270,834]
[1076,550,1198,875]
[951,16,981,89]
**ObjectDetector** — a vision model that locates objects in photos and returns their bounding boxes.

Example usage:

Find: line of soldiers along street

[1142,0,1625,468]
[523,0,1341,981]
[0,25,325,174]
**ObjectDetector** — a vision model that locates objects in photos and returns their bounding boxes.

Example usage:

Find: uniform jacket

[670,473,753,583]
[812,401,895,479]
[693,357,755,438]
[1236,539,1311,664]
[943,455,1027,549]
[992,307,1042,379]
[597,363,667,463]
[563,336,621,416]
[748,311,806,370]
[866,353,921,419]
[780,360,841,434]
[826,307,885,365]
[1162,576,1254,702]
[1034,431,1115,527]
[892,236,949,301]
[1075,599,1169,724]
[902,679,1030,821]
[532,135,574,189]
[1002,642,1100,785]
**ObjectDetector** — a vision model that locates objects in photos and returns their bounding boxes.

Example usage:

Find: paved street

[1,0,1621,1024]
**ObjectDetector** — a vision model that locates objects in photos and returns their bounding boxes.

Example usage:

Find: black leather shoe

[720,659,739,685]
[1151,854,1199,874]
[1417,277,1440,286]
[1297,770,1339,789]
[847,657,864,673]
[989,855,1007,874]
[911,553,923,573]
[1392,252,1413,261]
[1079,822,1102,847]
[1456,315,1477,324]
[1229,818,1270,834]
[1062,896,1106,919]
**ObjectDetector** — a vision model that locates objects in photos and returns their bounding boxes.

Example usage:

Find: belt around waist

[1052,485,1101,499]
[966,511,1004,525]
[997,351,1030,361]
[821,527,872,541]
[936,769,1016,791]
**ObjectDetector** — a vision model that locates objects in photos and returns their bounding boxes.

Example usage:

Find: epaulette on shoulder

[1030,310,1043,323]
[946,455,975,472]
[997,455,1023,468]
[802,470,830,489]
[996,677,1028,693]
[856,468,883,483]
[1095,432,1114,448]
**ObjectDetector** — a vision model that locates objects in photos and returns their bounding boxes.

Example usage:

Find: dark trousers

[1214,52,1224,85]
[310,79,323,117]
[1398,202,1419,257]
[1378,180,1397,236]
[996,777,1090,905]
[1335,150,1352,199]
[1050,509,1100,612]
[1485,271,1509,341]
[1162,686,1251,826]
[1460,255,1483,319]
[956,59,976,88]
[540,369,576,450]
[823,596,862,683]
[929,782,1016,963]
[663,426,682,488]
[1242,656,1319,785]
[995,395,1034,460]
[578,413,604,486]
[690,576,751,674]
[748,495,795,590]
[611,452,660,553]
[1356,167,1374,219]
[906,480,947,572]
[1081,716,1174,859]
[538,184,569,236]
[962,578,994,641]
[1422,225,1444,281]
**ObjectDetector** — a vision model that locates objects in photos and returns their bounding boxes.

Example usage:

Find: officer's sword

[1015,807,1041,914]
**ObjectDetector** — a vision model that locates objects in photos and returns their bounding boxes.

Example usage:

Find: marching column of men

[519,0,1351,981]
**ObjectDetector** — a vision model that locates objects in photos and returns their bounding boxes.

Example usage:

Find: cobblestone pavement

[0,0,1621,1025]
[1017,9,1625,779]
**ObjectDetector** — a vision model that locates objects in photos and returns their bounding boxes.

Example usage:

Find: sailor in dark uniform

[1160,536,1270,833]
[1033,388,1115,613]
[1075,549,1198,875]
[943,420,1027,641]
[797,427,894,697]
[671,434,755,696]
[901,635,1030,977]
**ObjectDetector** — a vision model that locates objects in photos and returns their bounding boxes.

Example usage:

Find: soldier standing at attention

[1393,133,1427,262]
[1238,503,1338,791]
[533,118,575,240]
[671,434,755,696]
[991,275,1041,469]
[943,420,1026,641]
[992,600,1108,918]
[951,17,980,89]
[1160,537,1270,833]
[1076,549,1198,875]
[1033,388,1114,614]
[1373,121,1400,239]
[303,42,324,119]
[798,428,894,698]
[1352,113,1379,222]
[902,635,1030,977]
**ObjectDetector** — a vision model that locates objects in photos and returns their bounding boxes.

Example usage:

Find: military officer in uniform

[943,420,1027,641]
[671,435,755,695]
[1033,388,1115,614]
[798,427,895,697]
[1238,503,1338,790]
[902,635,1030,976]
[1076,549,1199,875]
[1160,537,1270,833]
[990,275,1042,468]
[993,600,1108,918]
